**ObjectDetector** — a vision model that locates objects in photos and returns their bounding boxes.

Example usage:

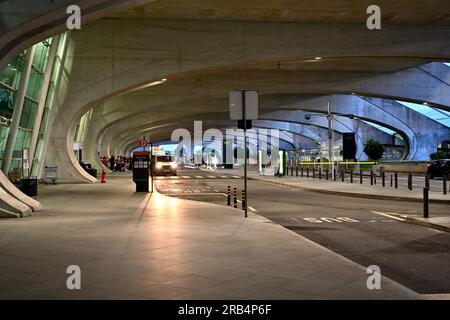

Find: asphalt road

[155,167,450,295]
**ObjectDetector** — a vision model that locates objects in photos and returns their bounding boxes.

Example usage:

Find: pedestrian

[109,155,115,171]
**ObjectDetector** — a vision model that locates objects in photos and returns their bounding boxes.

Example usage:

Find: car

[427,159,450,179]
[151,155,177,176]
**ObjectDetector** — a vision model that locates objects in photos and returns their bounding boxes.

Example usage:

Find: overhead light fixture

[423,102,428,105]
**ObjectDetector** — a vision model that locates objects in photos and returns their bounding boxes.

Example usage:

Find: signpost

[229,90,259,218]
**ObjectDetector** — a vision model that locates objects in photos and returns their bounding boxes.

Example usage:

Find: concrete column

[36,34,70,179]
[2,45,36,174]
[29,35,60,171]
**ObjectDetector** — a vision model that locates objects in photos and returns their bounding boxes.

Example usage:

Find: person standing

[109,155,115,171]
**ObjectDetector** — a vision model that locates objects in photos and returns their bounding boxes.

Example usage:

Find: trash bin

[88,168,98,178]
[21,177,38,198]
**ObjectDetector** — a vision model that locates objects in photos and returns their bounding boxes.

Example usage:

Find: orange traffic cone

[101,170,106,183]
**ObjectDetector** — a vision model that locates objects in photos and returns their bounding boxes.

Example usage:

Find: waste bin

[21,177,38,198]
[88,168,97,178]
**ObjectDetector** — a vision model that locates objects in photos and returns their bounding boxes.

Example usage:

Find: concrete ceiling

[109,0,450,25]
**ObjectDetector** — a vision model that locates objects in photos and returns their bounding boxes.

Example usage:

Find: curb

[405,217,450,233]
[219,172,450,204]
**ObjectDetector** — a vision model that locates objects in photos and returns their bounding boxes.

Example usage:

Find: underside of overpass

[0,0,450,302]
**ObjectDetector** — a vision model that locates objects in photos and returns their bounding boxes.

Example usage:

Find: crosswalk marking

[371,211,405,221]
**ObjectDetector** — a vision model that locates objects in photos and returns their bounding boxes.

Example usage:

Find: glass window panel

[0,125,10,159]
[19,98,38,130]
[396,101,450,128]
[0,87,16,119]
[0,55,25,90]
[26,69,43,100]
[362,120,397,135]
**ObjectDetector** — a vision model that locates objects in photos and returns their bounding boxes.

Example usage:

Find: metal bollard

[227,186,231,206]
[408,174,412,190]
[390,174,393,187]
[296,166,298,177]
[370,171,374,185]
[241,189,246,210]
[341,169,344,182]
[312,167,316,179]
[423,187,429,218]
[350,169,353,183]
[301,166,304,177]
[291,167,294,176]
[333,168,337,181]
[425,175,430,189]
[306,167,309,178]
[360,170,363,184]
[444,175,448,195]
[382,171,385,187]
[233,187,237,208]
[319,168,322,180]
[326,168,329,180]
[394,173,398,189]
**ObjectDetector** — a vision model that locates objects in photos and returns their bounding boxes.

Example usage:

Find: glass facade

[0,33,69,178]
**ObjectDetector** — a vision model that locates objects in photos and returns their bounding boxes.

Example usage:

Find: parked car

[427,159,450,179]
[151,155,177,176]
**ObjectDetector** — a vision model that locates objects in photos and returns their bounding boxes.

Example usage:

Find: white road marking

[207,176,217,179]
[182,176,190,179]
[248,206,257,212]
[370,211,405,222]
[195,176,204,178]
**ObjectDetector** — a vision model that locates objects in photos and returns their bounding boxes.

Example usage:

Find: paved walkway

[0,173,419,299]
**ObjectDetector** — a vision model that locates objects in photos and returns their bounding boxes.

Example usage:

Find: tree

[430,150,449,160]
[364,139,384,161]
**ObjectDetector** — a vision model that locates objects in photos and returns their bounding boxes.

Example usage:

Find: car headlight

[156,163,163,169]
[170,162,177,169]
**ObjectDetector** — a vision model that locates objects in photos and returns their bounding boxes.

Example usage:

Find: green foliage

[430,150,449,160]
[364,138,384,161]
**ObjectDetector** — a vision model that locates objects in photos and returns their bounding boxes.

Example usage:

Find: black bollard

[408,174,412,190]
[241,189,246,210]
[227,186,231,206]
[423,187,429,218]
[360,170,363,184]
[306,167,309,178]
[326,168,329,180]
[425,175,430,189]
[333,168,337,181]
[291,167,293,176]
[312,167,315,179]
[382,171,385,187]
[319,168,322,180]
[233,187,237,208]
[301,166,304,177]
[341,169,345,182]
[394,172,398,189]
[390,174,393,187]
[444,175,448,195]
[370,170,374,185]
[350,169,353,183]
[296,166,298,177]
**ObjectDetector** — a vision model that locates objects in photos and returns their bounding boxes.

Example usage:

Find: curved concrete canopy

[2,1,449,186]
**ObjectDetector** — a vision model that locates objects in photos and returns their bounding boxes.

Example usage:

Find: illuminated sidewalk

[0,174,419,299]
